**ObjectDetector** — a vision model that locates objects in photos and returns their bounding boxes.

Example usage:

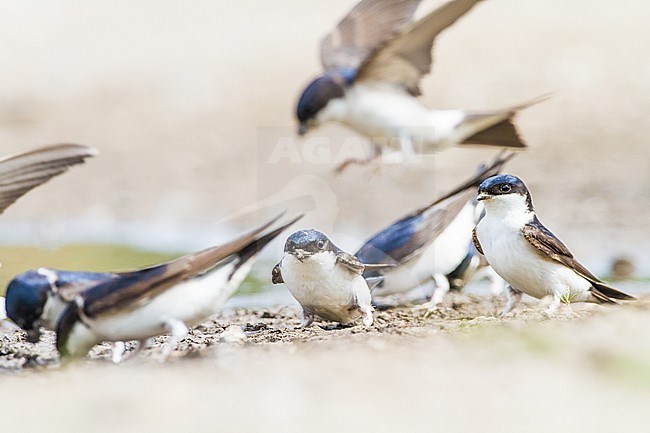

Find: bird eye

[316,240,326,249]
[499,184,512,193]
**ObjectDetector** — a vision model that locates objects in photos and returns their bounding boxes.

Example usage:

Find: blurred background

[2,2,650,432]
[0,0,648,287]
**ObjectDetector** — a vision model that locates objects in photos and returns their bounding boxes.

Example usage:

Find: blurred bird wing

[321,0,421,71]
[356,194,468,268]
[0,143,97,214]
[356,0,480,94]
[57,274,119,302]
[82,214,295,317]
[423,151,515,208]
[356,152,513,269]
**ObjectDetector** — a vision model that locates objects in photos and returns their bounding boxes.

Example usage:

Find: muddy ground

[0,293,607,369]
[3,289,650,433]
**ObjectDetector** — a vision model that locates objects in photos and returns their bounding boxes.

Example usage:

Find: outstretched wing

[521,218,634,301]
[0,144,97,214]
[356,0,481,95]
[321,0,421,71]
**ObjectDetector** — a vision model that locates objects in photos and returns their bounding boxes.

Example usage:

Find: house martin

[54,214,302,359]
[296,0,543,169]
[4,268,138,363]
[272,229,392,327]
[355,152,513,307]
[474,174,634,314]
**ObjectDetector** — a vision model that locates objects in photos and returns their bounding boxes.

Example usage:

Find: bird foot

[418,302,443,318]
[334,157,377,174]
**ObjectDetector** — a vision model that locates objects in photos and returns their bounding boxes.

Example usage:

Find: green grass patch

[0,244,178,296]
[0,244,275,297]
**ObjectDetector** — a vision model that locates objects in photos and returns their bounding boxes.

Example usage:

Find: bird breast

[281,252,362,310]
[476,216,591,300]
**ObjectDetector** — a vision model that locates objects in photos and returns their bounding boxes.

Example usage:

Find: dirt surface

[0,2,648,431]
[3,291,650,432]
[0,293,593,370]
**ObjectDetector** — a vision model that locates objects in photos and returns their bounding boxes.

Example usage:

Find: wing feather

[0,144,97,214]
[321,0,421,71]
[336,251,365,275]
[82,214,298,317]
[356,152,512,270]
[356,0,481,94]
[521,220,634,301]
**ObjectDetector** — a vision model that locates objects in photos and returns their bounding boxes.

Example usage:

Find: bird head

[477,174,534,214]
[296,69,356,136]
[5,270,52,343]
[284,229,339,262]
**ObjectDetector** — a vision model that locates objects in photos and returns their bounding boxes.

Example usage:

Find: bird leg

[359,304,374,326]
[543,295,562,317]
[501,285,523,315]
[397,135,416,163]
[421,274,451,314]
[299,308,314,328]
[161,319,189,361]
[110,341,126,364]
[334,141,382,174]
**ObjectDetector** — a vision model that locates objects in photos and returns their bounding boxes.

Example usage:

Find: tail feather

[590,281,635,303]
[459,94,550,149]
[234,214,304,269]
[462,118,526,149]
[429,151,515,206]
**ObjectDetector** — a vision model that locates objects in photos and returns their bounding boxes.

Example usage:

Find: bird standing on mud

[54,215,301,359]
[296,0,542,170]
[473,175,634,314]
[272,229,392,327]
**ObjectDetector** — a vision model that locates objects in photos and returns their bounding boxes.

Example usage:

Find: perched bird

[54,214,301,359]
[296,0,541,169]
[355,153,512,307]
[272,229,391,327]
[473,175,634,314]
[0,143,97,216]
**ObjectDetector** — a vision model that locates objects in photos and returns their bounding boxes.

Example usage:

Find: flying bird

[355,152,513,307]
[296,0,542,170]
[272,229,392,327]
[473,174,634,314]
[54,214,301,359]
